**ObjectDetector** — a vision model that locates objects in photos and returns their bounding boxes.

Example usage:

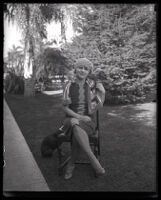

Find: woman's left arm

[95,82,106,105]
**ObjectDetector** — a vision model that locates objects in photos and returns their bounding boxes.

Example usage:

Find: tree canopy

[4,3,156,103]
[61,4,156,104]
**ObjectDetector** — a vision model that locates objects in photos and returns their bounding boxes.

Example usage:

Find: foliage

[4,3,66,96]
[4,3,73,95]
[4,4,156,102]
[4,70,24,94]
[6,45,24,76]
[61,4,156,104]
[34,47,70,85]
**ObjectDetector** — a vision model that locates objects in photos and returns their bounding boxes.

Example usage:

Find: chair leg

[58,156,71,176]
[97,139,101,156]
[94,144,99,158]
[57,146,63,176]
[57,145,71,176]
[57,147,62,162]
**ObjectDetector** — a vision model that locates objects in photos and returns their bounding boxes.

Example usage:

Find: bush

[61,4,156,105]
[103,80,148,105]
[4,71,24,94]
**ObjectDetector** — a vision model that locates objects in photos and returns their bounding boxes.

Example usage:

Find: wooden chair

[56,110,101,176]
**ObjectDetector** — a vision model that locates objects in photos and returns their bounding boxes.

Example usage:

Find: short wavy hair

[75,58,93,74]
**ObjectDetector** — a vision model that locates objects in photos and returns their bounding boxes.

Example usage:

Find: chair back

[95,110,100,131]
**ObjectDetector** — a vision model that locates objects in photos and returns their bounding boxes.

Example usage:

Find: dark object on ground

[41,129,65,157]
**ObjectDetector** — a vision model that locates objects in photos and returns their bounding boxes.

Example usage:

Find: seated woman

[62,58,106,180]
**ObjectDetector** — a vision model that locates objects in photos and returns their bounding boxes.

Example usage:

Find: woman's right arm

[63,106,91,122]
[63,106,80,119]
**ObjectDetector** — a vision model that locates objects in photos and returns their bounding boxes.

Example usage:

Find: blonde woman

[62,58,105,180]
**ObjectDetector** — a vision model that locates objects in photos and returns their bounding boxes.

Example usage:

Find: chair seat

[89,133,99,144]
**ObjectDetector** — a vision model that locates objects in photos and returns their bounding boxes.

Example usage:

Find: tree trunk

[60,11,66,42]
[23,49,35,96]
[23,4,35,97]
[24,77,35,96]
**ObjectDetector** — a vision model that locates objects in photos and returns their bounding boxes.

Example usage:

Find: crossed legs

[72,125,104,173]
[65,124,105,179]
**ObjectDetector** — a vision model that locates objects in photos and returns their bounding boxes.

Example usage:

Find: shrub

[4,71,24,94]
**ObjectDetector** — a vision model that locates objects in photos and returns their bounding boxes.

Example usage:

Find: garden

[4,4,156,104]
[3,3,157,192]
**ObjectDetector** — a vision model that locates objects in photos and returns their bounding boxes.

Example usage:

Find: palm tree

[7,45,23,73]
[4,3,84,95]
[4,3,56,96]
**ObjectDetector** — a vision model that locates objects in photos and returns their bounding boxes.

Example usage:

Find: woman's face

[75,65,90,80]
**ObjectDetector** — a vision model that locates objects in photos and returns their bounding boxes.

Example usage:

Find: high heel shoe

[95,168,105,178]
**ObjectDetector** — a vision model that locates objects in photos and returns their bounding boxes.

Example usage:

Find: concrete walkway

[3,99,50,192]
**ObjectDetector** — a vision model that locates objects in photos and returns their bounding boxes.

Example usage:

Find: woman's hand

[78,115,91,123]
[96,82,105,94]
[63,106,91,122]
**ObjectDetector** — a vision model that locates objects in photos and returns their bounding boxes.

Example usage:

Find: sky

[4,19,22,58]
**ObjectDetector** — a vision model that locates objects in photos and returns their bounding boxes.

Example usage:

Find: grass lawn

[5,93,156,192]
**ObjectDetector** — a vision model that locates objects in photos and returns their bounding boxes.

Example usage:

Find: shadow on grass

[4,93,156,192]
